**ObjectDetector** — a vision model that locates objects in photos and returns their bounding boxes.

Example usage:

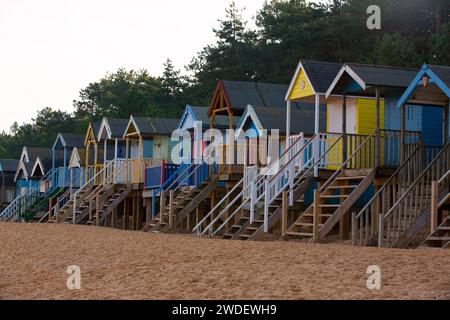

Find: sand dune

[0,223,449,300]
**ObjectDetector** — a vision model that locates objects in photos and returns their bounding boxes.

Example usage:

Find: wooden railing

[0,168,58,222]
[193,134,313,237]
[352,143,423,246]
[377,142,450,248]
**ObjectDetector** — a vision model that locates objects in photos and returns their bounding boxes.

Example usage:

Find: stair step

[238,234,251,239]
[294,222,324,227]
[336,176,366,180]
[286,231,313,237]
[427,236,450,241]
[246,227,259,231]
[321,194,349,199]
[319,204,340,208]
[328,185,358,190]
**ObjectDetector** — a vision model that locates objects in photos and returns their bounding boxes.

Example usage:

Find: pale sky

[0,0,270,132]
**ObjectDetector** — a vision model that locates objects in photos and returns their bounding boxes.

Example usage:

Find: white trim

[52,133,67,150]
[123,115,141,138]
[235,105,264,138]
[14,161,29,182]
[30,157,45,177]
[69,147,82,169]
[285,61,316,101]
[178,105,196,130]
[97,117,112,141]
[19,146,29,163]
[326,65,366,98]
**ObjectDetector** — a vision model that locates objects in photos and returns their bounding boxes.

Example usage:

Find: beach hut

[84,121,102,181]
[97,117,129,163]
[52,133,85,187]
[0,159,19,210]
[324,63,448,248]
[395,64,450,249]
[123,116,179,184]
[0,147,55,222]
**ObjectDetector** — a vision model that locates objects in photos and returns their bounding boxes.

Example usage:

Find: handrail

[193,178,244,234]
[40,170,86,223]
[355,144,422,220]
[71,160,118,223]
[194,134,315,236]
[0,167,58,221]
[161,163,196,195]
[383,144,449,221]
[438,169,450,185]
[286,134,344,194]
[210,134,342,237]
[319,130,376,193]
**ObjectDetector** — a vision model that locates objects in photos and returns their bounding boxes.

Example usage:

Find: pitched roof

[127,117,179,136]
[346,63,418,88]
[54,133,85,149]
[429,65,450,88]
[189,106,236,129]
[98,118,130,140]
[92,122,101,137]
[27,147,53,162]
[326,63,419,97]
[238,103,325,136]
[221,81,290,111]
[0,159,20,173]
[298,60,343,93]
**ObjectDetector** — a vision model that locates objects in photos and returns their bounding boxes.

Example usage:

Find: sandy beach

[0,222,449,300]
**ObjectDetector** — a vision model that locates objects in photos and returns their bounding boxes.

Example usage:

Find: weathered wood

[375,87,381,167]
[351,212,357,246]
[313,189,321,243]
[168,190,174,230]
[95,195,100,227]
[318,169,376,240]
[123,197,129,230]
[281,191,288,237]
[431,181,439,232]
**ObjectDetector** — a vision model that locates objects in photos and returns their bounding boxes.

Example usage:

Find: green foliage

[1,0,448,159]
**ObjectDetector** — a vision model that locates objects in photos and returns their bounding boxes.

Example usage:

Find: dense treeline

[1,0,449,158]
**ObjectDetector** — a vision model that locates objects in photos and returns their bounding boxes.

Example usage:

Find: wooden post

[342,93,347,163]
[313,188,321,243]
[123,197,129,230]
[351,212,357,246]
[112,208,118,228]
[431,181,439,232]
[131,193,136,230]
[95,195,100,227]
[378,213,384,248]
[146,198,151,225]
[443,103,448,145]
[286,100,291,148]
[375,86,381,168]
[55,196,60,222]
[85,142,90,181]
[159,192,166,222]
[400,104,406,164]
[48,196,53,220]
[168,190,174,230]
[94,142,98,178]
[281,191,288,237]
[314,94,320,177]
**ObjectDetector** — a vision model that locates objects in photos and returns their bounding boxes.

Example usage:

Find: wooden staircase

[286,169,375,241]
[374,143,450,248]
[143,175,220,232]
[223,176,313,240]
[97,184,133,226]
[422,216,450,248]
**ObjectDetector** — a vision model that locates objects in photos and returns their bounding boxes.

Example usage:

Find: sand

[0,222,449,300]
